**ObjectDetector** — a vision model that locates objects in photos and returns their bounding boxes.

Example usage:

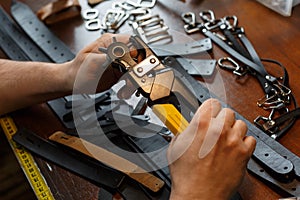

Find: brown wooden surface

[1,0,300,199]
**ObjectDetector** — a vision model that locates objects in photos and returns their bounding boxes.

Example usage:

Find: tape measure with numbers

[0,116,55,200]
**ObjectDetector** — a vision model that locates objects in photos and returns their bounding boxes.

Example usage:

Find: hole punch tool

[99,35,300,197]
[99,35,200,119]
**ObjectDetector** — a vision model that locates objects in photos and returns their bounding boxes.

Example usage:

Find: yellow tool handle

[0,116,54,200]
[152,104,189,136]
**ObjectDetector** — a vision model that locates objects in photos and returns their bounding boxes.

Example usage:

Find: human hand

[64,33,131,94]
[168,98,256,200]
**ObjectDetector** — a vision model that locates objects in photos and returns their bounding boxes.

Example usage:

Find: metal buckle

[82,9,99,20]
[85,19,104,31]
[136,0,157,8]
[131,13,172,44]
[102,9,129,31]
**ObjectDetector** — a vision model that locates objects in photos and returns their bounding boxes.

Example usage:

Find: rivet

[150,58,156,64]
[137,67,143,73]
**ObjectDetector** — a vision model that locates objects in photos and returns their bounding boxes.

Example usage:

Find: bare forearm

[0,59,72,115]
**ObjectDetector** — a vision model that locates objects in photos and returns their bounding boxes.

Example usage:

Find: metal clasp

[182,12,196,26]
[199,10,215,23]
[217,57,247,76]
[204,18,225,31]
[257,82,291,109]
[223,15,238,30]
[181,12,202,34]
[254,109,277,138]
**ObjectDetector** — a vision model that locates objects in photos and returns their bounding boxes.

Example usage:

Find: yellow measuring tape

[0,116,55,200]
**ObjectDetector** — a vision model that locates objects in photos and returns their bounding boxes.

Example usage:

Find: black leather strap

[247,158,300,196]
[11,1,75,63]
[0,25,29,61]
[0,6,51,62]
[12,128,126,193]
[202,29,275,94]
[223,29,252,61]
[237,32,264,68]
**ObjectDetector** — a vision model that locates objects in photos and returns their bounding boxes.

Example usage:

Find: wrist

[51,62,74,95]
[53,61,74,94]
[169,184,227,200]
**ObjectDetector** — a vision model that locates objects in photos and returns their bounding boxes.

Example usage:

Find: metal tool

[99,36,200,118]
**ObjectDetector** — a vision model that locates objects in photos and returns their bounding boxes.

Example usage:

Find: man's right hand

[168,98,256,200]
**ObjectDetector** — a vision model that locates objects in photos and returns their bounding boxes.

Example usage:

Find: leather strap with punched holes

[11,1,75,63]
[49,131,165,193]
[0,6,51,62]
[37,0,81,25]
[12,128,126,191]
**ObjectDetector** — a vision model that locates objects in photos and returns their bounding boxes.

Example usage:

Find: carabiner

[218,57,240,70]
[218,57,247,76]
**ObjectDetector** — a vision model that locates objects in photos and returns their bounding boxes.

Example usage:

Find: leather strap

[0,25,29,61]
[49,131,165,193]
[11,1,75,63]
[37,0,81,25]
[202,29,275,94]
[12,128,126,192]
[0,6,51,62]
[223,29,252,60]
[247,158,300,196]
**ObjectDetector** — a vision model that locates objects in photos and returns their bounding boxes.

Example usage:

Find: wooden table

[1,0,300,199]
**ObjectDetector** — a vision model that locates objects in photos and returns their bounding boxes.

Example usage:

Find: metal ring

[85,18,103,31]
[82,9,99,20]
